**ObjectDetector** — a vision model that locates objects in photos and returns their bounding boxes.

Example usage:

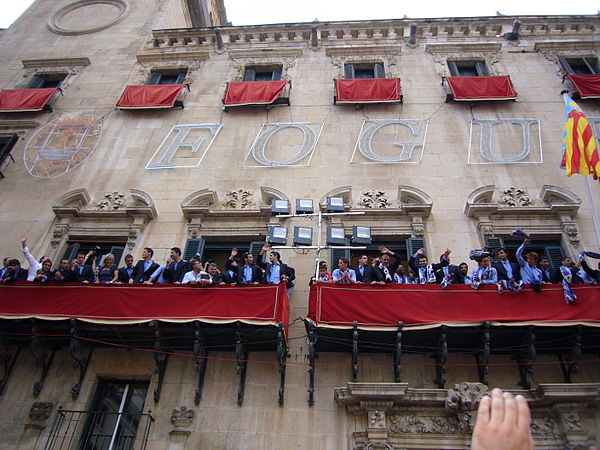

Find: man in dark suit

[580,252,600,283]
[53,259,72,282]
[551,256,583,284]
[129,248,159,284]
[162,247,190,284]
[493,248,521,283]
[257,244,295,287]
[236,251,263,284]
[116,254,135,283]
[0,259,28,282]
[68,251,95,283]
[408,248,450,284]
[377,246,403,283]
[355,254,384,284]
[539,256,553,283]
[0,257,12,280]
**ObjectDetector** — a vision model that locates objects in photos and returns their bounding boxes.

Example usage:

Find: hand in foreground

[471,388,533,450]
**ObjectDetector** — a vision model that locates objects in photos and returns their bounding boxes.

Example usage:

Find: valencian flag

[560,93,600,180]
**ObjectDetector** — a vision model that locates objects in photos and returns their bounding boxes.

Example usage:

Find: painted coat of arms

[24,113,102,178]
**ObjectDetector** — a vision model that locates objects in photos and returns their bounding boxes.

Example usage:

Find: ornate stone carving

[188,228,199,238]
[126,228,139,251]
[231,58,296,81]
[498,187,534,207]
[365,443,394,450]
[368,410,386,429]
[222,189,254,209]
[531,417,557,436]
[29,402,53,423]
[51,225,68,248]
[562,223,580,246]
[171,406,195,429]
[412,223,425,237]
[479,224,494,236]
[359,190,390,209]
[446,382,488,411]
[561,412,583,431]
[96,192,127,210]
[389,415,460,434]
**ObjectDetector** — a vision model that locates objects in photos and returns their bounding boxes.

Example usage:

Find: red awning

[334,78,401,104]
[567,74,600,99]
[0,88,58,112]
[223,80,289,106]
[0,283,289,333]
[446,75,517,101]
[116,84,186,109]
[308,283,600,331]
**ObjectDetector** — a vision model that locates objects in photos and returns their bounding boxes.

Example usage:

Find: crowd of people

[1,235,599,302]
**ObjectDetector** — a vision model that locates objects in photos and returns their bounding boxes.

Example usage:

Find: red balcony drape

[334,78,401,103]
[308,283,600,330]
[0,283,289,333]
[116,84,186,109]
[0,88,58,112]
[222,80,289,106]
[446,75,517,101]
[567,74,600,99]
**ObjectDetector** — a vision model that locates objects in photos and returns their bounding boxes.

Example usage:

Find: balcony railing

[45,408,154,450]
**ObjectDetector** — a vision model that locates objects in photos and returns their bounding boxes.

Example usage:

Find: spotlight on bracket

[293,226,313,246]
[271,200,290,215]
[352,226,372,245]
[268,226,288,245]
[295,199,314,214]
[326,226,346,245]
[326,196,345,212]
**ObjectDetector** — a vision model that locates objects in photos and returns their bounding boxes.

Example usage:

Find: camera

[92,246,101,256]
[469,248,491,262]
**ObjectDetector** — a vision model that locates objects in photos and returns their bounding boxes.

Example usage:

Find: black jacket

[131,260,160,283]
[257,254,295,287]
[236,264,263,284]
[355,265,383,283]
[493,260,521,282]
[163,260,190,283]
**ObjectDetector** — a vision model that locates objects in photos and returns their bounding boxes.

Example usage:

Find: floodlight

[352,226,372,244]
[268,226,288,245]
[326,196,345,212]
[271,199,290,215]
[295,199,314,214]
[293,226,313,246]
[326,226,346,245]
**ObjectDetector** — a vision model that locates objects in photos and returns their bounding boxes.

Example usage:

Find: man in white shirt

[20,235,50,281]
[182,259,208,285]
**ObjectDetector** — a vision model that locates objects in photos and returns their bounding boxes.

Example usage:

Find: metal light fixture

[352,226,372,244]
[268,226,288,244]
[326,196,345,212]
[271,199,290,215]
[326,226,346,245]
[295,199,314,214]
[293,226,313,245]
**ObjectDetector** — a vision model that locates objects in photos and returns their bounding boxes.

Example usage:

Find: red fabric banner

[567,74,600,99]
[0,88,58,112]
[308,283,600,330]
[116,84,186,109]
[335,78,401,103]
[0,283,289,332]
[446,75,517,101]
[222,80,289,106]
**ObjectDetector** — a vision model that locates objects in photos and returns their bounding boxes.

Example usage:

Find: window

[62,241,126,267]
[183,239,264,269]
[147,69,187,85]
[558,56,599,75]
[27,73,67,89]
[344,63,385,79]
[0,134,18,178]
[448,60,489,77]
[485,236,565,269]
[335,237,422,271]
[79,380,149,450]
[243,65,282,81]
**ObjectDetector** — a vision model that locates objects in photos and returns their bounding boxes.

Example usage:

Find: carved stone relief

[498,187,534,207]
[445,382,488,432]
[562,223,580,246]
[222,189,255,209]
[171,406,195,429]
[561,412,583,432]
[330,55,398,78]
[359,190,390,209]
[29,402,53,423]
[231,57,296,81]
[389,415,461,434]
[96,192,127,210]
[531,416,558,436]
[368,410,386,429]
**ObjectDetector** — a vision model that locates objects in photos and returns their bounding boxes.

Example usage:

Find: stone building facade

[0,0,599,448]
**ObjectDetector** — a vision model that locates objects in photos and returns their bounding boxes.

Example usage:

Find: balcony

[333,78,402,105]
[443,75,517,102]
[0,282,289,405]
[222,80,290,111]
[115,84,189,110]
[0,88,61,113]
[565,74,600,100]
[305,283,600,404]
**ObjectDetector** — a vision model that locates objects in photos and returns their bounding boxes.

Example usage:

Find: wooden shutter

[331,239,350,269]
[243,68,256,81]
[448,61,459,77]
[109,246,125,266]
[62,243,80,263]
[374,63,385,78]
[557,55,574,74]
[406,238,426,258]
[249,241,265,261]
[475,61,489,76]
[485,236,504,250]
[147,72,162,85]
[344,64,355,79]
[545,245,564,270]
[271,68,282,81]
[183,238,205,261]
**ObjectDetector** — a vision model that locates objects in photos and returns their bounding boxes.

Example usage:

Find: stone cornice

[228,48,304,59]
[136,50,210,64]
[325,45,400,57]
[21,57,91,68]
[425,43,502,54]
[534,40,600,53]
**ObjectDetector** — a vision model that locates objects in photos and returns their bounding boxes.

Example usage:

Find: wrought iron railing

[44,408,154,450]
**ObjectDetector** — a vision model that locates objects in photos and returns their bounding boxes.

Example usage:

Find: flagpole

[583,175,600,247]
